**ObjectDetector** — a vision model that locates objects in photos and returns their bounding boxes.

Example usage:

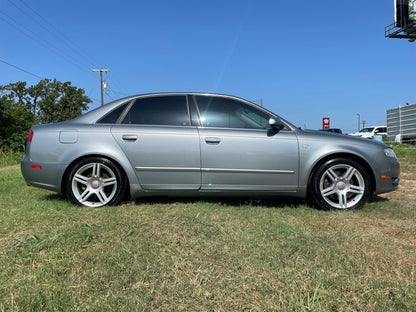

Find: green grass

[0,150,24,168]
[391,144,416,170]
[0,147,415,311]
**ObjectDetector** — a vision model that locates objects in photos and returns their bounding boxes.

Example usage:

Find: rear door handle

[122,134,138,142]
[204,137,221,145]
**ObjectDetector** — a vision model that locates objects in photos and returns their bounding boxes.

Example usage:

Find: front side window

[195,96,270,129]
[121,95,190,126]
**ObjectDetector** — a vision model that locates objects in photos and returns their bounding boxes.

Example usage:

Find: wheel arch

[306,152,376,195]
[61,154,131,199]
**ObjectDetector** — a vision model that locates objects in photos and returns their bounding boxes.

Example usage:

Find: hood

[299,129,388,148]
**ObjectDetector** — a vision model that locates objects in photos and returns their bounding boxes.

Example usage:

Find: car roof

[68,92,297,129]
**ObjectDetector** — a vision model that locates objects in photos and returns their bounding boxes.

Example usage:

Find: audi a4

[21,93,400,210]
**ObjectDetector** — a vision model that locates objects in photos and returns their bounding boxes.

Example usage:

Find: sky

[1,0,415,133]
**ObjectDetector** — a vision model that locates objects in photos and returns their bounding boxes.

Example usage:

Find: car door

[194,95,299,192]
[111,95,201,190]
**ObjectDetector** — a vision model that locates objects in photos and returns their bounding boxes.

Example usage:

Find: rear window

[97,103,129,124]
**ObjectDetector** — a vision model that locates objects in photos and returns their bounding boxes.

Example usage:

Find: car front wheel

[308,158,371,210]
[66,157,127,207]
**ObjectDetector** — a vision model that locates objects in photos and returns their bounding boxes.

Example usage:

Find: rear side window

[97,103,129,124]
[375,127,387,134]
[195,96,270,129]
[121,96,190,126]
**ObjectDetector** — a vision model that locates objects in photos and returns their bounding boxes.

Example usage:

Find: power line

[107,88,130,98]
[0,11,87,72]
[104,89,114,101]
[15,0,99,67]
[0,58,43,79]
[105,75,130,97]
[1,2,130,102]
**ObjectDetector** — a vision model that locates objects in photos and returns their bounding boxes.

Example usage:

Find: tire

[65,157,127,207]
[308,158,371,210]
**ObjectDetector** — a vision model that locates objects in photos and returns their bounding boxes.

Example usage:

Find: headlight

[384,148,397,159]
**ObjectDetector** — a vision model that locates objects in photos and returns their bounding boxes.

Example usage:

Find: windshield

[359,127,374,133]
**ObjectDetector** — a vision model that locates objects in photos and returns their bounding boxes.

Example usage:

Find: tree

[0,91,34,151]
[29,79,91,124]
[0,79,91,151]
[0,96,13,147]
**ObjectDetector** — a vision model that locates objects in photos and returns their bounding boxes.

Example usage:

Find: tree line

[0,79,91,151]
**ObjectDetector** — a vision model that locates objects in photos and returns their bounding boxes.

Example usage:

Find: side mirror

[269,118,284,131]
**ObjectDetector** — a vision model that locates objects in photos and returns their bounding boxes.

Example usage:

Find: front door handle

[122,134,138,142]
[204,137,221,145]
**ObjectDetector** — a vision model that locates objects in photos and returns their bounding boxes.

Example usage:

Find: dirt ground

[380,168,416,201]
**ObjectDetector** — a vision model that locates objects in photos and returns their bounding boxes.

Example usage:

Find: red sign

[323,117,330,128]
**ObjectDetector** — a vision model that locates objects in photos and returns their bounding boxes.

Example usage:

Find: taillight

[27,129,34,143]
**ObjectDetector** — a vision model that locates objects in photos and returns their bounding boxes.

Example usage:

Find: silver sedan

[21,93,400,210]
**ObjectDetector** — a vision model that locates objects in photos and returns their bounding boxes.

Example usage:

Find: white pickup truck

[349,126,387,139]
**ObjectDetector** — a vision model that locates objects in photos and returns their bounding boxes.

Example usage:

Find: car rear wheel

[66,157,126,207]
[309,158,371,210]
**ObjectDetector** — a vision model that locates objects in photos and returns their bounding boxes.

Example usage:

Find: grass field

[0,146,415,311]
[0,151,24,168]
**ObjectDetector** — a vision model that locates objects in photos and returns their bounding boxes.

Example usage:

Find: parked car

[349,126,387,139]
[319,128,343,134]
[21,93,400,210]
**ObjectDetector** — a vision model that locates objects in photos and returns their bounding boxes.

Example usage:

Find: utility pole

[357,113,360,132]
[362,120,366,129]
[91,68,110,106]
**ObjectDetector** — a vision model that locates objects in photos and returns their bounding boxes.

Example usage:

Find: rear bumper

[21,155,64,193]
